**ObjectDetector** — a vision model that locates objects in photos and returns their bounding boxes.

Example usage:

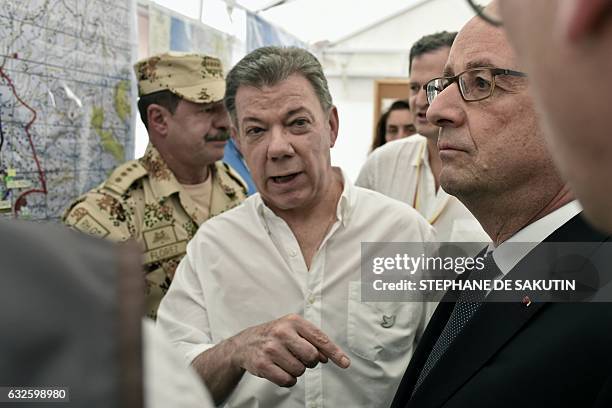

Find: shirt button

[308,294,316,304]
[289,249,298,257]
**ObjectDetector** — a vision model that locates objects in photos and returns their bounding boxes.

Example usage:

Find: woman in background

[370,99,416,152]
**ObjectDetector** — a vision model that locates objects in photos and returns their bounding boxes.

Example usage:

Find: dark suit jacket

[391,213,612,408]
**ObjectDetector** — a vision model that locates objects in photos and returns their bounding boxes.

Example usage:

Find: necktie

[413,253,501,392]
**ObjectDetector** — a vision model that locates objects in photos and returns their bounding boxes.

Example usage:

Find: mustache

[204,132,230,142]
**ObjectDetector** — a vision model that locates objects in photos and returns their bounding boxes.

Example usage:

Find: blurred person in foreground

[488,0,612,234]
[0,219,214,408]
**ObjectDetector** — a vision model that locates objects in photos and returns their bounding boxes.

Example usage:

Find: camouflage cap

[134,52,225,104]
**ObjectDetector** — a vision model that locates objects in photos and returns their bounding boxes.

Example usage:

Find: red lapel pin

[522,295,532,307]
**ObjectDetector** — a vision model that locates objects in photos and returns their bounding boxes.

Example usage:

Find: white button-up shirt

[157,170,435,408]
[357,136,489,246]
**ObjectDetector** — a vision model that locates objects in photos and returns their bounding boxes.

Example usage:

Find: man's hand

[192,314,350,404]
[233,314,350,387]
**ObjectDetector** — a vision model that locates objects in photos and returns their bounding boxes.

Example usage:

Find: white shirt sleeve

[143,318,214,408]
[156,239,216,365]
[355,152,378,190]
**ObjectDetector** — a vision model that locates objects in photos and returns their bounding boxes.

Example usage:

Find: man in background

[357,32,488,245]
[63,52,246,318]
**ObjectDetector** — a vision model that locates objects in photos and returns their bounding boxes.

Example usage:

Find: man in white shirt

[391,5,612,407]
[356,32,488,245]
[157,46,435,408]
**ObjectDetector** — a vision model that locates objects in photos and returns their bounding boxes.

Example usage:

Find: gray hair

[224,46,333,127]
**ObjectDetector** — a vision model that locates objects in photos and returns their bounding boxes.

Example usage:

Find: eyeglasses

[466,0,502,27]
[425,67,527,104]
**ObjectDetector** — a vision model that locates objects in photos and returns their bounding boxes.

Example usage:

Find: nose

[267,125,295,160]
[426,82,465,129]
[212,109,230,134]
[414,86,429,111]
[398,126,412,139]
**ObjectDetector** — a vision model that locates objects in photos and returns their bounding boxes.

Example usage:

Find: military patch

[143,240,187,265]
[143,225,178,251]
[74,214,110,238]
[201,56,223,77]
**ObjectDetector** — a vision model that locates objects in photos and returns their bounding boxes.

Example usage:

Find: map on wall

[0,0,136,220]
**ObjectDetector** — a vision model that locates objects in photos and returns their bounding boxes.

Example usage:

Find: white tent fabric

[251,0,418,43]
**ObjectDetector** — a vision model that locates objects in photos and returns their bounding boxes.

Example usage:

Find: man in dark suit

[390,4,612,407]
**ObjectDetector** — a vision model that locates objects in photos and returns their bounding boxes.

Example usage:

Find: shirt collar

[139,144,182,200]
[411,135,429,167]
[255,167,354,231]
[491,200,583,276]
[139,144,239,201]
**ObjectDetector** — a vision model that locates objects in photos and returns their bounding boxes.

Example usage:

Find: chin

[270,200,303,212]
[440,175,474,201]
[261,192,304,212]
[440,172,459,193]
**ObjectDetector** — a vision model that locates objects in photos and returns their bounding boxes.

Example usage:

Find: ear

[328,106,339,148]
[559,0,612,41]
[147,104,169,137]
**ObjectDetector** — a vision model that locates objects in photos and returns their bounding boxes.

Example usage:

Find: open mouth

[271,172,301,184]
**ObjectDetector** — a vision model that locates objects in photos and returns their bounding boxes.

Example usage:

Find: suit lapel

[391,250,486,408]
[410,295,547,407]
[407,213,608,407]
[391,299,455,407]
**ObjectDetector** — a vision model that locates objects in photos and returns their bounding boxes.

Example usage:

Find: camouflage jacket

[63,144,247,318]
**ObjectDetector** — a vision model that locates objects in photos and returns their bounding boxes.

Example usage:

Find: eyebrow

[240,107,313,125]
[443,58,498,77]
[286,107,313,118]
[241,116,265,126]
[465,58,497,70]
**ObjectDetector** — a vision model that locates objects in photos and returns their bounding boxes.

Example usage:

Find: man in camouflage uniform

[63,52,247,319]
